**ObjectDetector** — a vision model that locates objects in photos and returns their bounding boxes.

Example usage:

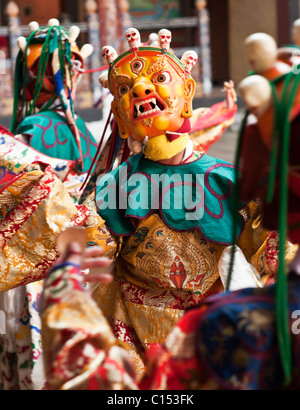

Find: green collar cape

[95,153,245,245]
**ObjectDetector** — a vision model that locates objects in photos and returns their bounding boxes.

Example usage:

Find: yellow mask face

[109,48,196,141]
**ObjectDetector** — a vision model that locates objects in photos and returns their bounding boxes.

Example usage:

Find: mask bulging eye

[118,84,130,96]
[131,59,144,74]
[153,71,172,84]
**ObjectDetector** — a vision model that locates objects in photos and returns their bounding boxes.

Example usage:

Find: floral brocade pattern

[0,164,90,390]
[194,276,300,390]
[91,201,278,375]
[0,163,89,293]
[120,213,221,295]
[41,264,137,391]
[40,262,212,390]
[0,131,75,182]
[41,260,300,390]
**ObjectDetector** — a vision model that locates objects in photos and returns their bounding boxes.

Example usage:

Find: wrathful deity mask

[109,50,195,142]
[100,29,197,144]
[99,28,198,161]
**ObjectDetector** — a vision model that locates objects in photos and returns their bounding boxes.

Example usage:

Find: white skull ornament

[158,29,172,51]
[125,28,141,52]
[181,50,198,72]
[101,46,118,64]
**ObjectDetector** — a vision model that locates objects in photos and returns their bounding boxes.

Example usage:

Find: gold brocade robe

[0,162,293,380]
[84,195,282,375]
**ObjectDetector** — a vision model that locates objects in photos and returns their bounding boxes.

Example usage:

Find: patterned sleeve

[41,262,138,390]
[41,261,215,390]
[0,163,89,293]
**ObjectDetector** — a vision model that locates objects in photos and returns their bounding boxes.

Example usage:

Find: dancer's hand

[56,228,113,283]
[224,80,237,109]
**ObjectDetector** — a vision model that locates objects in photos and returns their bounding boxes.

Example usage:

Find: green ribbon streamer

[227,69,300,386]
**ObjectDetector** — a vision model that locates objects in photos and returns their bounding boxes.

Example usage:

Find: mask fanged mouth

[132,95,166,120]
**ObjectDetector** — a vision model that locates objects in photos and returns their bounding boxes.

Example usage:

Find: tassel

[80,109,113,192]
[105,119,120,173]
